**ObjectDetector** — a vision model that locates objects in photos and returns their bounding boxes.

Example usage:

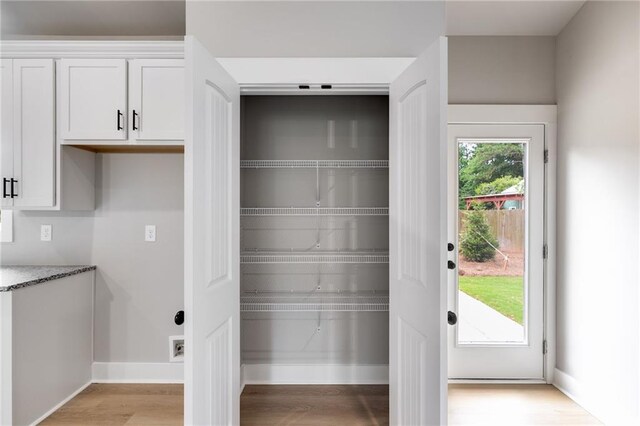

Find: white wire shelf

[240,292,389,312]
[241,207,389,216]
[241,160,388,169]
[240,251,389,264]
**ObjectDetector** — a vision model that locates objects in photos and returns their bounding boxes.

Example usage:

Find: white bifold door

[185,35,448,425]
[184,36,240,426]
[389,37,448,425]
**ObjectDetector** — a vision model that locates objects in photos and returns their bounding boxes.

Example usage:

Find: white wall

[555,1,640,423]
[187,1,445,57]
[448,36,556,104]
[1,154,184,365]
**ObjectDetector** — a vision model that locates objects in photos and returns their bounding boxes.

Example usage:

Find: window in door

[456,140,527,344]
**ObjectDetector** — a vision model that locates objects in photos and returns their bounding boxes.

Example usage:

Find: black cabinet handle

[448,260,456,270]
[117,109,123,130]
[10,178,17,198]
[132,110,139,131]
[2,178,10,199]
[448,243,455,252]
[174,310,184,325]
[448,311,458,325]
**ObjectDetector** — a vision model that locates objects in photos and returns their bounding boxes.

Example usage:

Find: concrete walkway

[457,292,524,343]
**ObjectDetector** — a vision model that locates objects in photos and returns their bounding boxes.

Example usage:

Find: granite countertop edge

[0,265,97,292]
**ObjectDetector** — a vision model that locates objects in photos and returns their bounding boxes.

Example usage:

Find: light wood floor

[41,383,600,425]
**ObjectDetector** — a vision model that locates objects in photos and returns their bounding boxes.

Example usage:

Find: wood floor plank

[41,383,600,425]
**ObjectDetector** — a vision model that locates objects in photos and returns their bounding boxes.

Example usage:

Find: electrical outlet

[40,225,52,241]
[145,225,156,242]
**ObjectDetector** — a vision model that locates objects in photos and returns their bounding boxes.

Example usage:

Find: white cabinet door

[129,59,184,141]
[60,59,127,140]
[184,36,240,426]
[389,37,448,425]
[1,60,13,207]
[12,60,55,208]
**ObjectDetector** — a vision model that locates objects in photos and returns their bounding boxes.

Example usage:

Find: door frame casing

[448,105,557,384]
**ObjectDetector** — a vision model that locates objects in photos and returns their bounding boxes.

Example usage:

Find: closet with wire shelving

[240,95,389,379]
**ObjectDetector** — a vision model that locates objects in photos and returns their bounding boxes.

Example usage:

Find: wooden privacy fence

[459,209,525,252]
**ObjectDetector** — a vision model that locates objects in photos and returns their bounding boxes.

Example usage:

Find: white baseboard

[449,379,546,384]
[30,381,91,426]
[242,364,389,385]
[553,368,639,425]
[92,362,184,383]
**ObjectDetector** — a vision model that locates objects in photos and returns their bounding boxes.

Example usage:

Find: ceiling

[1,1,586,41]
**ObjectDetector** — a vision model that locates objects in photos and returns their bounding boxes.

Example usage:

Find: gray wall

[1,1,185,39]
[556,1,639,422]
[12,271,93,425]
[92,154,184,362]
[448,36,556,104]
[1,154,184,364]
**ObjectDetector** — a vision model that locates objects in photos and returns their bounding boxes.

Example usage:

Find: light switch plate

[145,225,156,242]
[40,224,52,241]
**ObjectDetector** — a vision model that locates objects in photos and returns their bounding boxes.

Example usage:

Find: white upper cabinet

[1,59,56,208]
[59,58,184,144]
[59,59,127,140]
[1,60,14,208]
[129,59,184,141]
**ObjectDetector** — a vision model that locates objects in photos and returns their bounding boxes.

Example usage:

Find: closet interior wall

[240,95,390,368]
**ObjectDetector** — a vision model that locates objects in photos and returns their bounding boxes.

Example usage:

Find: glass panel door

[448,124,545,380]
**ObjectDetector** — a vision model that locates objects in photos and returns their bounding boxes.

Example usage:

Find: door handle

[174,310,184,325]
[448,311,458,325]
[10,178,18,198]
[117,109,124,130]
[2,178,10,198]
[132,110,139,131]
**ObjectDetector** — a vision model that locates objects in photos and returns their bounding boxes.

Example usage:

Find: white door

[12,59,55,208]
[1,59,13,207]
[129,59,185,141]
[447,124,545,379]
[59,59,127,140]
[389,37,448,425]
[184,36,240,425]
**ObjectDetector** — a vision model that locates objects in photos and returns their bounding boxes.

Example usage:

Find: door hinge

[544,149,549,164]
[543,244,548,259]
[543,340,548,355]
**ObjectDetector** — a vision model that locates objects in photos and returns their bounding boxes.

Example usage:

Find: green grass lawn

[459,275,524,325]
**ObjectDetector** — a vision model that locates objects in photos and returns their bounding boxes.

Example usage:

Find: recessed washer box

[169,335,184,362]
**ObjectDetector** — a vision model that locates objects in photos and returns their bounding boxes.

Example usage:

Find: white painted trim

[0,210,14,242]
[553,368,639,425]
[240,83,389,95]
[0,40,184,59]
[240,364,247,395]
[447,104,557,384]
[242,364,389,385]
[216,57,415,86]
[0,292,12,426]
[449,379,546,385]
[29,381,91,426]
[91,362,184,384]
